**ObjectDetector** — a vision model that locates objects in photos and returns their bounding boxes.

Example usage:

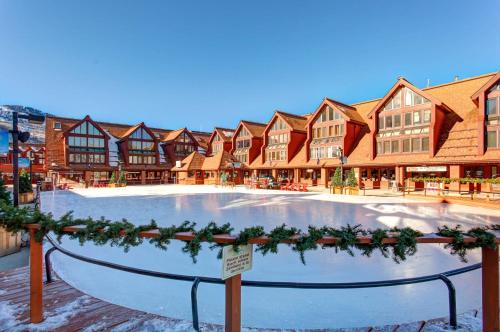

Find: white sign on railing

[222,244,253,280]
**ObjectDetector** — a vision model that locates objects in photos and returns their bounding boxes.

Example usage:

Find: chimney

[454,75,459,82]
[426,79,430,88]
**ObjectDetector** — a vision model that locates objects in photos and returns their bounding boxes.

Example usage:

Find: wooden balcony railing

[25,224,500,332]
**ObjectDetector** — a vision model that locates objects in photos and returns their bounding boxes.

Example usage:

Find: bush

[331,167,343,187]
[0,173,11,205]
[346,169,358,188]
[19,169,32,194]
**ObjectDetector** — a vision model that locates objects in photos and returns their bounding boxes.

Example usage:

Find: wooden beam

[29,228,44,323]
[482,246,499,332]
[225,274,241,332]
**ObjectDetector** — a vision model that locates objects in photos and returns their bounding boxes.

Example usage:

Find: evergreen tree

[118,171,126,184]
[19,169,33,194]
[109,172,116,184]
[331,167,343,187]
[0,172,11,205]
[347,169,358,188]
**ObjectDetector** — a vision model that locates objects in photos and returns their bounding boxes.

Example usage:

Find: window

[385,115,393,128]
[378,117,385,130]
[421,137,430,151]
[423,110,431,123]
[383,141,390,154]
[54,122,62,129]
[487,130,498,148]
[411,138,421,152]
[405,113,412,126]
[487,98,498,116]
[394,114,401,127]
[403,139,410,152]
[271,118,287,131]
[391,140,399,153]
[377,141,383,154]
[413,111,421,125]
[404,87,429,107]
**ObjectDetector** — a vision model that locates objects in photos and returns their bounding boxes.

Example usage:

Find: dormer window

[127,127,156,165]
[486,82,500,149]
[67,121,106,164]
[270,118,287,131]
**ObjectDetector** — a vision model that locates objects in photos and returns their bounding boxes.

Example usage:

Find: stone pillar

[395,166,405,189]
[353,167,361,187]
[84,171,91,188]
[293,169,300,183]
[141,170,146,185]
[449,165,461,191]
[271,169,277,179]
[321,168,328,188]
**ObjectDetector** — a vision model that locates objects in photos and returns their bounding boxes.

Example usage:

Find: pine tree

[109,172,116,184]
[19,169,33,194]
[347,169,358,188]
[0,172,11,205]
[331,167,343,187]
[118,171,126,184]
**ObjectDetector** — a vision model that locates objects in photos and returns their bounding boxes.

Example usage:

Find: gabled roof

[307,98,366,126]
[209,127,235,144]
[118,123,143,139]
[367,77,453,119]
[471,71,500,101]
[236,120,267,137]
[202,150,238,170]
[171,151,205,171]
[162,128,185,142]
[265,111,308,133]
[64,115,109,138]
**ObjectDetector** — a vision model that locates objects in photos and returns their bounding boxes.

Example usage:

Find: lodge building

[42,71,500,189]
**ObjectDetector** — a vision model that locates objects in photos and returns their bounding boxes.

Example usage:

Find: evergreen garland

[0,201,498,264]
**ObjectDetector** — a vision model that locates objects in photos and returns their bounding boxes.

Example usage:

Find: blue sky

[1,1,499,132]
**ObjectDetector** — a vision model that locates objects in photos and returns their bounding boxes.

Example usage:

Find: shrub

[109,172,116,184]
[19,169,32,194]
[118,171,126,184]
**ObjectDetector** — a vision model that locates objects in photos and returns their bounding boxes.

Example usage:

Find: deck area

[0,266,485,332]
[0,266,202,332]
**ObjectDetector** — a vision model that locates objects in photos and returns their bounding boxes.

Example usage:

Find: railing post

[28,227,44,323]
[482,246,499,332]
[225,274,241,332]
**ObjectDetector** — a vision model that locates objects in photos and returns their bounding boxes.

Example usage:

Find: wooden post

[225,274,241,332]
[482,246,499,332]
[29,227,44,323]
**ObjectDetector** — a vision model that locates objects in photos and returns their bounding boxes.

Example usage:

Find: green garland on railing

[408,176,500,185]
[0,201,498,264]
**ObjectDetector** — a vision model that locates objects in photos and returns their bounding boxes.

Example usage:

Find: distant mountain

[0,105,46,144]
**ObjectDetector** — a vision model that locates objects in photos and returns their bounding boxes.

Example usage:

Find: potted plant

[108,172,117,188]
[330,167,343,194]
[18,169,34,204]
[345,169,359,195]
[118,171,127,187]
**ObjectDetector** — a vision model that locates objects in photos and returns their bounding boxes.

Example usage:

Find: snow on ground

[39,185,500,330]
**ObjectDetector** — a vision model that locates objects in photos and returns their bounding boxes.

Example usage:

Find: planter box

[19,192,34,204]
[331,186,343,194]
[345,187,359,195]
[108,183,117,188]
[0,228,21,257]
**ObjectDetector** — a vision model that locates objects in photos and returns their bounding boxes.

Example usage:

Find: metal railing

[43,235,485,331]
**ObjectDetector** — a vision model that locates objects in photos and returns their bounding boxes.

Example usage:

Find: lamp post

[10,111,43,207]
[338,147,345,189]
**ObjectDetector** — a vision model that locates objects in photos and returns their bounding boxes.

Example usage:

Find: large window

[266,150,286,161]
[270,118,287,131]
[377,87,432,155]
[486,82,500,149]
[310,146,340,159]
[173,132,197,158]
[67,121,106,164]
[128,127,156,164]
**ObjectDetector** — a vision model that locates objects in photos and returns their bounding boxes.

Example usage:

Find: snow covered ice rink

[40,185,500,329]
